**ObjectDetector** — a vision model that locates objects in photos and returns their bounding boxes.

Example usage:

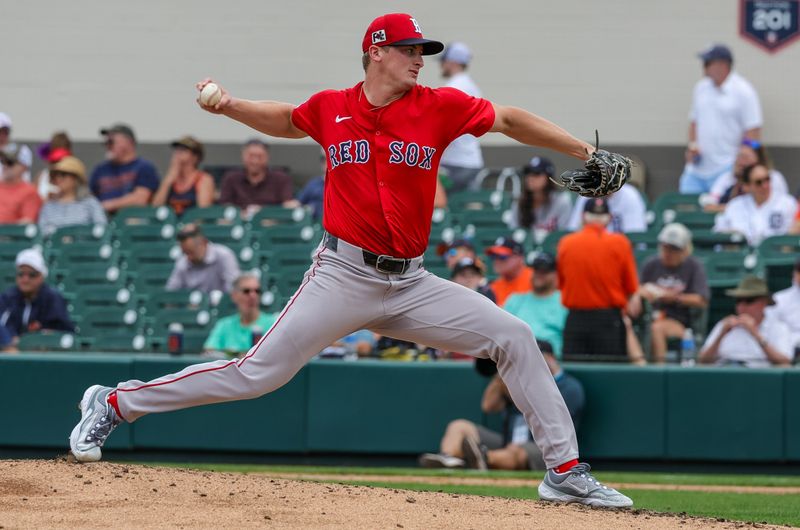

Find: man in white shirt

[770,259,800,357]
[713,163,798,246]
[439,42,484,192]
[567,184,647,233]
[698,276,793,367]
[679,45,762,193]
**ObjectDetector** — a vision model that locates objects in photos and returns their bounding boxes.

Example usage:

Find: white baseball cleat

[69,385,120,462]
[538,463,633,508]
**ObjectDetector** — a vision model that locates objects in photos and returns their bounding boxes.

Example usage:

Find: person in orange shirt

[485,237,533,306]
[0,145,42,224]
[557,198,638,360]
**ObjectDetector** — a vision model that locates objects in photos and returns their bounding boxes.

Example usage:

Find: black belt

[323,233,414,274]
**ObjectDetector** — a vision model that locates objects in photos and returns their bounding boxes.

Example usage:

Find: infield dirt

[0,459,790,529]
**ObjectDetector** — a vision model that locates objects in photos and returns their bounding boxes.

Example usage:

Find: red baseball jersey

[292,81,495,258]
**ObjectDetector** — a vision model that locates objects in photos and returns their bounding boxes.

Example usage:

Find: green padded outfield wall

[1,354,797,462]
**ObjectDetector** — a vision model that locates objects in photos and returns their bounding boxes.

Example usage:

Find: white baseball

[199,83,222,106]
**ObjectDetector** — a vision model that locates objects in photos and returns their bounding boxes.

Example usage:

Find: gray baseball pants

[116,234,579,468]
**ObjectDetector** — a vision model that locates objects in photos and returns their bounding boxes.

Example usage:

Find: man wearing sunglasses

[0,248,74,347]
[698,275,792,367]
[204,273,277,357]
[713,163,798,246]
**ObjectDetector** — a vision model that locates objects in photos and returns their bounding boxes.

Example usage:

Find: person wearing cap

[295,149,328,221]
[713,163,798,246]
[438,238,477,270]
[89,123,161,213]
[451,256,495,303]
[152,136,215,216]
[770,259,800,359]
[511,156,572,235]
[628,223,709,363]
[203,273,278,357]
[33,131,73,200]
[485,237,533,306]
[419,340,584,472]
[219,139,296,213]
[71,13,636,508]
[0,112,33,183]
[0,248,74,345]
[438,42,484,192]
[679,44,762,194]
[0,144,42,224]
[502,252,568,358]
[698,276,792,367]
[166,223,241,294]
[704,140,788,212]
[557,198,638,361]
[567,182,647,234]
[38,155,107,236]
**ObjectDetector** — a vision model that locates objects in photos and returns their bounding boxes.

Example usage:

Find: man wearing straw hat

[698,275,793,367]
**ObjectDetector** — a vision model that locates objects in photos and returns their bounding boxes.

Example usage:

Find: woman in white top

[38,156,107,236]
[510,156,572,236]
[705,139,788,212]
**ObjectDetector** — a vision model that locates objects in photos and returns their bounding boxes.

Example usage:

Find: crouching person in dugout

[419,340,584,471]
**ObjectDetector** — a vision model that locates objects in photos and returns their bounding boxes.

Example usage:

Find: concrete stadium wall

[5,0,800,147]
[2,354,799,462]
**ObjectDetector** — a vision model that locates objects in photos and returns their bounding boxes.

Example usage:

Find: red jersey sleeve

[435,87,495,143]
[291,89,338,143]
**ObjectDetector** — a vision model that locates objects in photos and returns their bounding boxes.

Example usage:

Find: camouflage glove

[555,131,632,197]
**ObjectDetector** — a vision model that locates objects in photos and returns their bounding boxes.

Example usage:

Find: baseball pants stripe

[114,236,579,468]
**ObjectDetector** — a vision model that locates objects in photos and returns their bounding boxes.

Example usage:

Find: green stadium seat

[179,205,241,225]
[49,241,119,268]
[112,206,176,227]
[141,289,208,315]
[150,308,215,334]
[455,209,514,231]
[195,224,249,247]
[0,224,40,243]
[68,285,136,316]
[703,252,761,329]
[128,263,175,292]
[0,241,38,267]
[79,307,141,337]
[757,235,800,293]
[668,210,718,232]
[254,224,319,247]
[45,224,110,251]
[115,223,177,247]
[90,333,149,352]
[652,192,703,227]
[249,206,310,229]
[447,190,510,212]
[148,329,209,355]
[122,241,181,266]
[56,262,126,292]
[690,230,749,254]
[16,331,80,352]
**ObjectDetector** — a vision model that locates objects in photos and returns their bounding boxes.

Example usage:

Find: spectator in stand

[558,198,638,361]
[770,258,800,359]
[698,276,793,367]
[90,124,161,213]
[152,136,215,216]
[204,273,278,357]
[220,139,296,213]
[38,156,107,236]
[34,131,73,199]
[418,340,584,471]
[568,183,647,234]
[679,44,762,194]
[510,156,572,236]
[451,256,495,303]
[0,323,14,353]
[0,249,74,345]
[628,223,709,363]
[296,150,326,221]
[438,238,477,270]
[0,145,41,224]
[705,139,788,212]
[438,42,484,192]
[485,237,533,306]
[503,252,568,358]
[166,223,241,293]
[713,163,798,247]
[0,113,33,182]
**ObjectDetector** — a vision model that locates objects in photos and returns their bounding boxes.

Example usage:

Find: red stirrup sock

[553,459,579,474]
[107,390,124,420]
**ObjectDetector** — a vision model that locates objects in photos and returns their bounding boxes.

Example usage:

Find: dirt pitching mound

[0,459,785,529]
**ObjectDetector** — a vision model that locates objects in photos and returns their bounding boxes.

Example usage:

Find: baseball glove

[554,131,632,197]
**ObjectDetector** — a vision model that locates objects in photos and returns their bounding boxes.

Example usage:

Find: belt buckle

[375,254,405,274]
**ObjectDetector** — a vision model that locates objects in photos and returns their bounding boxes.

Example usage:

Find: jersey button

[379,181,385,187]
[376,131,381,135]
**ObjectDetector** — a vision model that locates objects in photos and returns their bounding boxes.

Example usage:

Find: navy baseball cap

[486,236,524,258]
[698,44,733,63]
[583,197,610,215]
[522,156,555,178]
[436,237,474,257]
[100,123,136,143]
[451,257,486,278]
[531,252,556,272]
[362,13,444,55]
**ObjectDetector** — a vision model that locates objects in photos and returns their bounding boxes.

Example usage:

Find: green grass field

[150,463,800,527]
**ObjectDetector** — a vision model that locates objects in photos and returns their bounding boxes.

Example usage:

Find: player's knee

[447,419,475,435]
[491,317,534,360]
